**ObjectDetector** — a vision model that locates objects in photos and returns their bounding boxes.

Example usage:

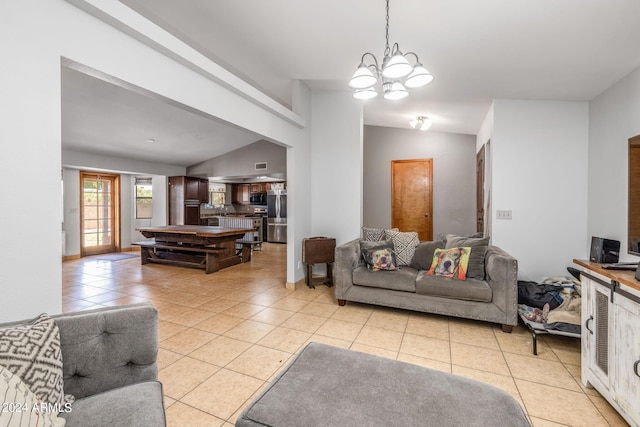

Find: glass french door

[80,172,120,256]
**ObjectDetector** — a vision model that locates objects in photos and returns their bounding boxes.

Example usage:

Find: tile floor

[61,243,629,427]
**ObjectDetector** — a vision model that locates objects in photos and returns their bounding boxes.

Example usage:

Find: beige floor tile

[450,341,510,376]
[157,348,183,371]
[164,307,216,327]
[504,352,581,392]
[280,312,327,333]
[222,302,266,319]
[156,303,192,320]
[315,318,364,342]
[193,313,245,335]
[365,308,409,332]
[165,401,225,427]
[197,298,241,313]
[249,307,295,325]
[396,353,452,373]
[495,327,559,361]
[159,356,219,399]
[564,363,601,397]
[349,343,397,360]
[330,304,373,324]
[516,379,610,427]
[224,320,276,343]
[305,335,352,349]
[189,335,252,367]
[448,318,500,350]
[218,290,260,303]
[299,301,339,318]
[181,369,264,420]
[543,334,582,365]
[588,395,630,426]
[405,313,449,340]
[245,292,284,307]
[529,417,569,426]
[226,345,291,380]
[355,325,404,352]
[257,327,312,354]
[269,297,310,312]
[400,333,451,363]
[160,328,218,355]
[158,320,189,341]
[452,365,523,406]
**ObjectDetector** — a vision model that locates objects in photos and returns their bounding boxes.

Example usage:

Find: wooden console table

[573,259,640,427]
[134,225,255,274]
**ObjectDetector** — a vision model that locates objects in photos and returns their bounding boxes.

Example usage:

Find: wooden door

[476,145,485,233]
[391,159,433,241]
[80,171,120,256]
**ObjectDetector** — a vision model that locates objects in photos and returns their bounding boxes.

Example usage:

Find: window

[135,177,153,219]
[209,183,226,207]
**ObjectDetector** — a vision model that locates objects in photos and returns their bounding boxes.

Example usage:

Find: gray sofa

[334,238,519,331]
[0,303,166,427]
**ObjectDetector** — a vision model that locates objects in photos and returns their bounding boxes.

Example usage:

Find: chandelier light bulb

[382,51,413,79]
[383,81,408,100]
[349,64,378,89]
[353,87,378,100]
[405,64,434,88]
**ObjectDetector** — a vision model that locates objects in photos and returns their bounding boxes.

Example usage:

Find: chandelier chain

[385,0,390,53]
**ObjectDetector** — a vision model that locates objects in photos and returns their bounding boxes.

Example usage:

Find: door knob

[424,213,429,218]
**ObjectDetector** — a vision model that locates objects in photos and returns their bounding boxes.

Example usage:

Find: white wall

[488,100,589,280]
[310,91,363,245]
[363,126,477,238]
[0,0,308,321]
[588,66,640,261]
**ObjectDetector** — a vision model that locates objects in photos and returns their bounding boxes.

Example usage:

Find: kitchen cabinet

[232,184,250,205]
[576,262,640,427]
[250,183,264,193]
[168,176,208,225]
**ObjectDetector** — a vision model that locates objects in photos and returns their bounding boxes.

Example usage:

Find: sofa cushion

[416,271,492,302]
[445,234,490,280]
[0,314,73,407]
[409,240,445,270]
[384,230,420,266]
[352,266,417,292]
[361,241,398,271]
[426,247,472,280]
[362,227,398,242]
[60,381,165,427]
[0,365,66,427]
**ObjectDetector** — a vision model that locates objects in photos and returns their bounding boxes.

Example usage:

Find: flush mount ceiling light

[349,0,434,101]
[409,116,432,130]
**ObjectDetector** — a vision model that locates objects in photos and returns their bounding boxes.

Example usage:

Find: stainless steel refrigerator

[267,189,287,243]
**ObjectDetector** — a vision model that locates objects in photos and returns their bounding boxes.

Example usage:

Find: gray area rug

[236,342,531,427]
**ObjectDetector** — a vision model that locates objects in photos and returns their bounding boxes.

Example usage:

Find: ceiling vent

[255,162,268,171]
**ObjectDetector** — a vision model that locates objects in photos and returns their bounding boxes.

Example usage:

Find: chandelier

[348,0,434,100]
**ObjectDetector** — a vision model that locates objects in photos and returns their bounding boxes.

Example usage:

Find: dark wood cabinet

[232,184,250,205]
[168,176,208,225]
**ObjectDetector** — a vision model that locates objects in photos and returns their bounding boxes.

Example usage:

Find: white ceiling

[62,0,640,167]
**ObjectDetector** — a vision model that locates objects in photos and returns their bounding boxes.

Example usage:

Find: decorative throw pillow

[0,365,67,427]
[362,241,398,271]
[410,240,446,270]
[426,247,472,280]
[362,227,398,242]
[384,230,419,266]
[445,234,490,280]
[0,314,72,407]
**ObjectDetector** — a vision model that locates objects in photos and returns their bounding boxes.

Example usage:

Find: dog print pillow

[426,247,471,280]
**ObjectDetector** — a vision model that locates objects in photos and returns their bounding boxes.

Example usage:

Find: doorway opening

[80,171,120,257]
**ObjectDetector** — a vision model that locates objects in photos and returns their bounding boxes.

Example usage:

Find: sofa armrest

[53,303,159,399]
[334,238,362,300]
[484,246,519,325]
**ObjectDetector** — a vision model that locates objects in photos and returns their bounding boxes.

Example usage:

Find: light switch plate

[496,210,512,220]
